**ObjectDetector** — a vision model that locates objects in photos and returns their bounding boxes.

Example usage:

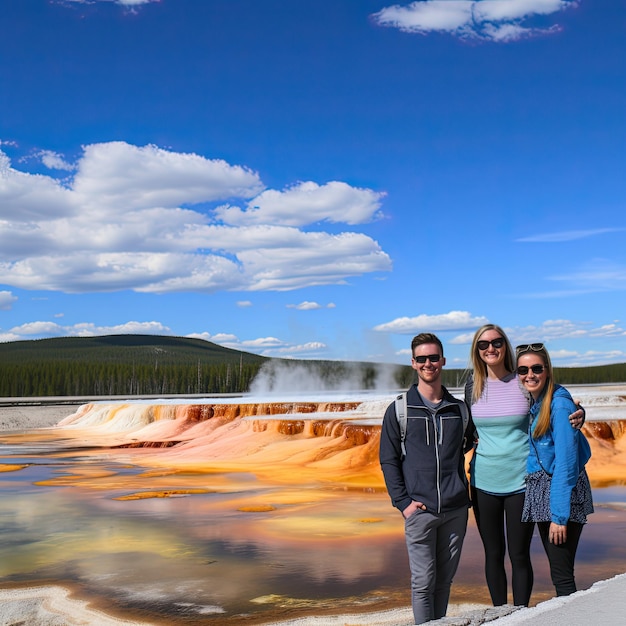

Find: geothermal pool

[1,386,625,624]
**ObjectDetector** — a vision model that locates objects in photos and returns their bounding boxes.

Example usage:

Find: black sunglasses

[477,338,505,350]
[516,343,545,355]
[517,364,546,375]
[413,354,441,363]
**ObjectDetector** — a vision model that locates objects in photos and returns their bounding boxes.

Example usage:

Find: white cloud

[449,319,625,347]
[73,142,263,212]
[373,310,489,333]
[472,0,571,21]
[589,323,625,337]
[375,1,474,33]
[517,228,625,243]
[287,301,336,310]
[0,151,77,221]
[58,0,157,8]
[515,258,626,299]
[238,232,390,291]
[548,259,626,293]
[267,342,327,355]
[215,181,384,227]
[236,300,253,308]
[288,301,323,310]
[373,0,577,42]
[0,319,171,342]
[240,337,286,348]
[186,331,328,359]
[0,142,391,294]
[551,350,626,367]
[37,150,76,172]
[186,332,240,345]
[0,290,17,310]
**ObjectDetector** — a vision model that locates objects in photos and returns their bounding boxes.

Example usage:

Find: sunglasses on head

[477,338,505,350]
[413,354,441,364]
[515,343,545,355]
[517,364,546,375]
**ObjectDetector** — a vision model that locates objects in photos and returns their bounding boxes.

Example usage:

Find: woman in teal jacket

[516,343,593,597]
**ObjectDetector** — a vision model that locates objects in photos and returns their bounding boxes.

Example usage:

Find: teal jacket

[527,385,592,525]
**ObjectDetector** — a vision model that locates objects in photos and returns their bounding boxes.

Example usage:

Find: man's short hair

[411,333,444,357]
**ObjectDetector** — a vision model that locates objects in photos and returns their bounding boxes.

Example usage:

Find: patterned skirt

[522,467,594,524]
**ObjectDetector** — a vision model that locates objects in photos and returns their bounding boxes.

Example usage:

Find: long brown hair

[469,324,515,404]
[517,345,554,438]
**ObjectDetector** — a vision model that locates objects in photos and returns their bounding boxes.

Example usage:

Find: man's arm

[569,401,585,430]
[379,403,413,514]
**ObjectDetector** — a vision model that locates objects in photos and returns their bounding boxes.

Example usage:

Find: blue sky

[0,0,625,369]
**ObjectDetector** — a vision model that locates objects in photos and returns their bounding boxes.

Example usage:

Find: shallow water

[0,390,625,624]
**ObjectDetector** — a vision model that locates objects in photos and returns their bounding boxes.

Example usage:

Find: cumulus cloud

[73,142,264,212]
[57,0,157,9]
[0,141,391,294]
[0,319,171,343]
[373,310,489,333]
[37,150,76,172]
[373,0,577,42]
[287,301,336,310]
[215,181,384,227]
[268,342,328,355]
[187,330,328,359]
[0,290,17,310]
[448,319,625,347]
[551,350,626,366]
[0,151,77,221]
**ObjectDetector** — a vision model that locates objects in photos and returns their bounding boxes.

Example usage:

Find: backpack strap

[394,392,408,459]
[464,373,474,408]
[459,401,469,434]
[395,391,469,459]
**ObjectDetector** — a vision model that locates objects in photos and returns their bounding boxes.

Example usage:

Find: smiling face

[517,352,548,399]
[476,329,506,369]
[411,342,445,385]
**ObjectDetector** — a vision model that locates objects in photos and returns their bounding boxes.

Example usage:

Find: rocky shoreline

[0,404,81,432]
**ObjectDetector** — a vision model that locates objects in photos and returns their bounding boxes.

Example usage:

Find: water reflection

[1,399,626,624]
[0,440,409,623]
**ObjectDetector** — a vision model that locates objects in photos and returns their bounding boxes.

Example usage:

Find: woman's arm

[550,396,580,525]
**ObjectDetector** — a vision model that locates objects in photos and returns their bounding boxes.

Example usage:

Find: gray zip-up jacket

[379,384,473,514]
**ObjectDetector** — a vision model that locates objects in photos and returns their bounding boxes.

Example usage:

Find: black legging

[537,521,584,596]
[471,487,534,606]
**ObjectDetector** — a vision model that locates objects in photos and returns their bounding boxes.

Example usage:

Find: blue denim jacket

[527,384,592,525]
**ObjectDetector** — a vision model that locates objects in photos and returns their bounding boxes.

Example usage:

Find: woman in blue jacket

[516,343,593,597]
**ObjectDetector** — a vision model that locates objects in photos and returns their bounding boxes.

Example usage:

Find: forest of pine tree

[0,335,624,397]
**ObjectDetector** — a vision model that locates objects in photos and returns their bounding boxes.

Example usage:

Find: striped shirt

[469,374,530,494]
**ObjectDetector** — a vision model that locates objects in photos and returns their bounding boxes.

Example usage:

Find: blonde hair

[517,345,554,439]
[469,324,515,404]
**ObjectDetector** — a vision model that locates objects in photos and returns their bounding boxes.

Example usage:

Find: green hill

[0,334,266,365]
[0,335,267,397]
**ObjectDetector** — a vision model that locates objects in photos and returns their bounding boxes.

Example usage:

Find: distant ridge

[0,334,267,366]
[0,335,267,397]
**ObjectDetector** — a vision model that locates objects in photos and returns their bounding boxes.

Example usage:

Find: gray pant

[404,505,468,624]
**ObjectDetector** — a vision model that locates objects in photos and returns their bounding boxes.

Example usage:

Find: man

[379,333,474,624]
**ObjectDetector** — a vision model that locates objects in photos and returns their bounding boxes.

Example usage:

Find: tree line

[0,360,262,397]
[1,334,624,398]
